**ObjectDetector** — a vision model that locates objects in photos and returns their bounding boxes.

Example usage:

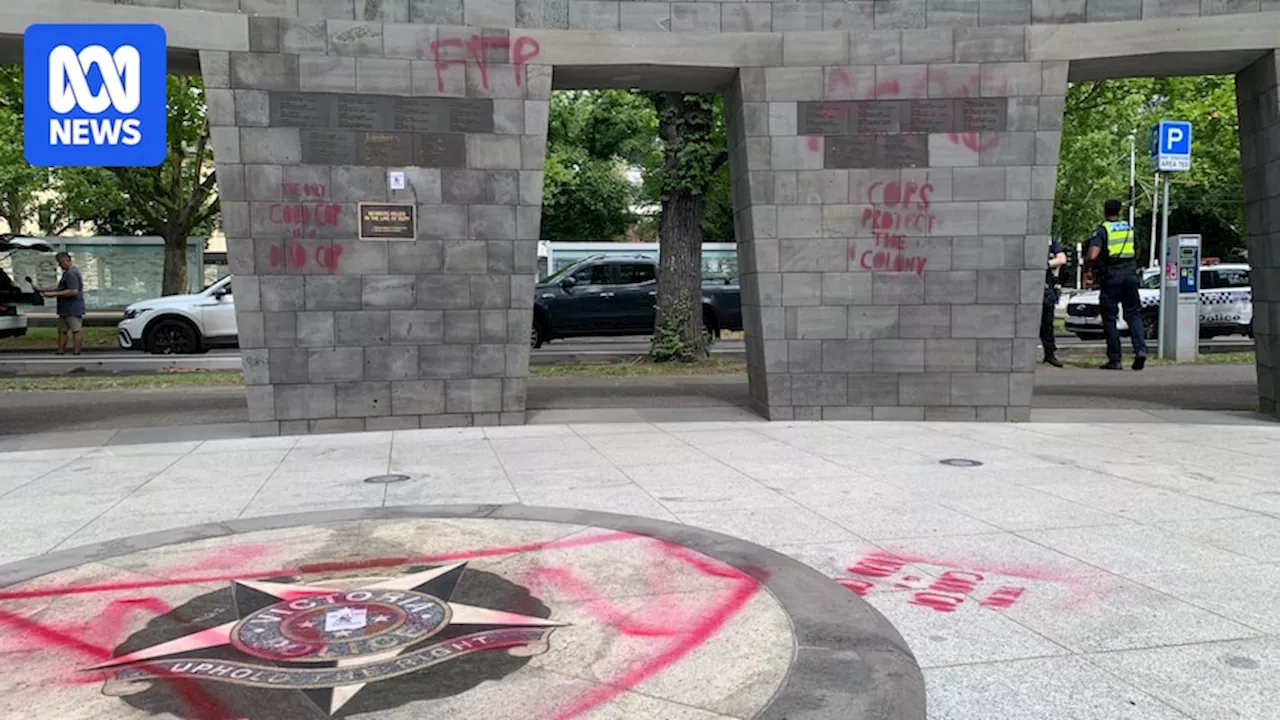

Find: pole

[1075,243,1082,289]
[1156,173,1170,358]
[1128,134,1136,231]
[1148,172,1159,267]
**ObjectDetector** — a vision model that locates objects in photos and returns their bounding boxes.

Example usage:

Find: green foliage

[542,91,656,240]
[0,67,218,294]
[1055,76,1243,262]
[639,93,735,244]
[649,297,702,362]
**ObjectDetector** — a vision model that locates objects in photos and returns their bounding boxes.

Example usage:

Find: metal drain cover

[939,458,983,467]
[363,474,412,484]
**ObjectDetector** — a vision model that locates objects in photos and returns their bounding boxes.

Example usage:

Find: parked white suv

[117,276,238,354]
[1065,263,1253,341]
[0,235,55,338]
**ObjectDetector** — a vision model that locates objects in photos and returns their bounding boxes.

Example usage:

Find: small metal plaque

[447,99,495,134]
[904,100,957,133]
[271,92,336,128]
[413,133,467,168]
[358,131,415,165]
[853,101,901,134]
[959,98,1007,132]
[359,202,417,240]
[300,129,358,165]
[337,95,394,131]
[798,102,850,136]
[393,97,447,133]
[824,134,876,169]
[877,134,929,168]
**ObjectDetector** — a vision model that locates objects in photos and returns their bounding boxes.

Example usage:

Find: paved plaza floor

[1,419,1278,719]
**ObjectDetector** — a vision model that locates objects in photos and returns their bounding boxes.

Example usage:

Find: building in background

[0,236,206,310]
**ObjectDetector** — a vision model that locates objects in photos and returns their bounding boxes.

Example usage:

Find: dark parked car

[531,255,743,348]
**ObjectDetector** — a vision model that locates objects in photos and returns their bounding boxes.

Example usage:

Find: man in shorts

[36,252,85,355]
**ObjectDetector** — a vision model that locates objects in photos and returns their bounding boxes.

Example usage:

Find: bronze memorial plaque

[359,202,417,240]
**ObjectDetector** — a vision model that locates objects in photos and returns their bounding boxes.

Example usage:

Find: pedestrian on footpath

[1085,199,1147,371]
[33,252,85,356]
[1041,237,1067,367]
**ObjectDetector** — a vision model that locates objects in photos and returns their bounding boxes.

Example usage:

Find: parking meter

[1160,234,1200,362]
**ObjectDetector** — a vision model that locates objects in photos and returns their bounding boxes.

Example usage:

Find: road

[0,335,1255,375]
[0,364,1260,436]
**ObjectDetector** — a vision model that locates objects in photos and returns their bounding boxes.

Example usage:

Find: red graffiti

[267,241,343,273]
[429,34,541,93]
[832,550,1088,615]
[281,182,326,198]
[267,202,341,239]
[846,180,937,275]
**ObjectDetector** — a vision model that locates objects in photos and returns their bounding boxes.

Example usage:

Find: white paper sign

[325,607,368,632]
[388,171,406,190]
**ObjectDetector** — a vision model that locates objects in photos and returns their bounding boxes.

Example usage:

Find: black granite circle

[939,458,984,467]
[362,474,412,484]
[0,505,926,720]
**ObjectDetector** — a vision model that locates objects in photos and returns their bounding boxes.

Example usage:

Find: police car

[1065,262,1253,341]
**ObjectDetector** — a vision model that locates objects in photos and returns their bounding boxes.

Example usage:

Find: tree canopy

[1054,76,1243,262]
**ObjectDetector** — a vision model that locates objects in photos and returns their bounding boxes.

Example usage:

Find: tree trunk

[162,232,189,296]
[653,193,706,360]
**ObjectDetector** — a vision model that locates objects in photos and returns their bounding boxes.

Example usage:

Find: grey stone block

[1142,0,1201,16]
[210,127,241,164]
[790,307,848,339]
[1087,0,1142,19]
[1007,97,1039,131]
[444,310,481,343]
[902,28,955,63]
[798,170,851,205]
[248,17,281,54]
[848,306,900,338]
[1035,130,1063,165]
[308,347,364,383]
[952,305,1015,338]
[470,206,517,240]
[823,1,874,30]
[231,53,299,92]
[416,275,472,309]
[486,241,515,274]
[472,343,507,376]
[446,378,503,413]
[873,338,925,372]
[822,273,874,305]
[951,372,1010,405]
[200,51,232,89]
[366,416,421,431]
[239,311,268,351]
[792,374,848,406]
[241,0,294,13]
[786,340,821,373]
[469,137,523,169]
[900,304,952,338]
[925,338,977,371]
[442,170,486,204]
[295,311,335,347]
[389,310,444,344]
[723,3,772,31]
[980,132,1037,167]
[672,2,720,31]
[875,0,927,28]
[479,309,509,343]
[873,273,925,305]
[419,344,472,378]
[977,338,1014,371]
[1201,0,1260,13]
[780,239,846,273]
[298,0,356,19]
[240,128,301,164]
[782,273,822,306]
[244,164,283,202]
[335,310,390,345]
[300,55,356,93]
[1015,303,1042,338]
[849,372,900,405]
[260,275,306,311]
[785,32,848,65]
[416,206,469,240]
[391,380,445,415]
[953,236,1023,270]
[821,339,874,372]
[268,348,309,384]
[365,345,420,381]
[242,347,270,384]
[503,378,528,411]
[335,381,391,418]
[327,20,384,56]
[473,275,513,309]
[495,99,528,135]
[980,0,1031,24]
[276,384,337,421]
[772,2,824,30]
[978,201,1029,234]
[619,2,671,31]
[1032,0,1087,21]
[765,67,824,102]
[264,312,297,348]
[442,239,488,273]
[954,26,1025,62]
[306,275,363,311]
[952,167,1008,201]
[357,58,412,96]
[927,0,979,26]
[900,373,951,405]
[976,269,1021,303]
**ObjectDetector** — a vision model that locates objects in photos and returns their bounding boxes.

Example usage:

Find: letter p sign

[1159,120,1192,156]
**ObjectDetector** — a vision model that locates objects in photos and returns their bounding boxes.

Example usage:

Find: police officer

[1041,238,1067,367]
[1086,199,1148,370]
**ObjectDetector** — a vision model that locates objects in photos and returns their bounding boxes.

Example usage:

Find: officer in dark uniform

[1041,238,1067,367]
[1086,199,1147,370]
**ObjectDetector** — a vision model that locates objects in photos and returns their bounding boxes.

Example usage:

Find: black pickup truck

[531,255,743,348]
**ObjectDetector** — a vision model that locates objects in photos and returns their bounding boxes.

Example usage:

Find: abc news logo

[47,44,144,147]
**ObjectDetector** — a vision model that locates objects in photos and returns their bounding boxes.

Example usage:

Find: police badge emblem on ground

[94,563,561,718]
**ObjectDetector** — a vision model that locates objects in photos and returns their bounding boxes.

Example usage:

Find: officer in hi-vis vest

[1086,199,1148,371]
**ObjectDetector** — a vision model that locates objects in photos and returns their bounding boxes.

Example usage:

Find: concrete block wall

[65,0,1280,426]
[199,20,547,434]
[1236,50,1280,416]
[729,28,1067,421]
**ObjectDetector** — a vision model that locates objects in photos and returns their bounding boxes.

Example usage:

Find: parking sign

[1151,120,1192,172]
[23,24,168,167]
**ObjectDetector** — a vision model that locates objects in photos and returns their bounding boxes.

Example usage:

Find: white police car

[1065,263,1253,341]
